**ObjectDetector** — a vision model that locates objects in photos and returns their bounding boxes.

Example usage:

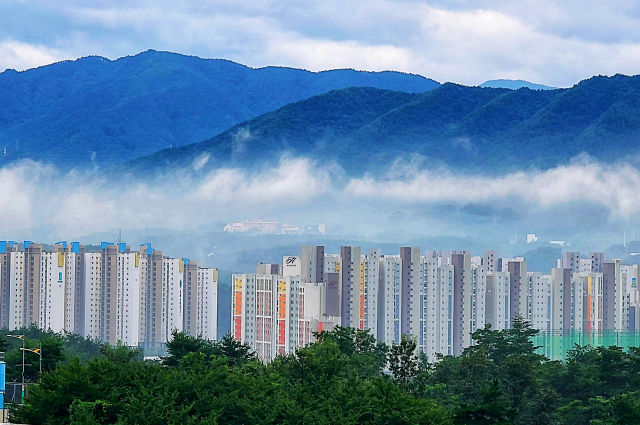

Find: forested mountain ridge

[0,50,438,168]
[127,73,640,175]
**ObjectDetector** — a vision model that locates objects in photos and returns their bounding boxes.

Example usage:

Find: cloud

[232,128,251,154]
[345,159,640,218]
[195,156,331,202]
[192,153,210,170]
[0,40,67,71]
[0,157,333,238]
[2,155,640,246]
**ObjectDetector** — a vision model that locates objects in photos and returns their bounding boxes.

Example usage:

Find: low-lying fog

[4,153,640,333]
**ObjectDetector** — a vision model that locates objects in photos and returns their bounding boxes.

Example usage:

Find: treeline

[10,318,640,424]
[0,325,103,384]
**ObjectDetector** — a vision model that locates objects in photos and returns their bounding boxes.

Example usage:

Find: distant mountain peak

[480,79,557,90]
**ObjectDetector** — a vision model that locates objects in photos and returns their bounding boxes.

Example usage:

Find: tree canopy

[11,320,640,424]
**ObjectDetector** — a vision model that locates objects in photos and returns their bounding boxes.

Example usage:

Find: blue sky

[1,1,640,89]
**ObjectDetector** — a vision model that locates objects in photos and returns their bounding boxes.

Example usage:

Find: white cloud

[0,157,332,237]
[2,156,640,242]
[346,159,640,217]
[195,156,331,202]
[192,153,210,170]
[0,40,67,71]
[263,37,414,72]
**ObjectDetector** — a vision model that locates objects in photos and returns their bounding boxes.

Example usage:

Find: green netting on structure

[534,331,640,361]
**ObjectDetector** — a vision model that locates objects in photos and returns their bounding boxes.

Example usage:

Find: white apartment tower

[485,271,510,331]
[83,253,102,339]
[603,260,624,330]
[528,272,552,333]
[362,249,381,337]
[378,255,400,345]
[114,252,142,347]
[424,257,454,358]
[400,247,422,342]
[197,267,218,340]
[161,258,184,343]
[39,252,66,333]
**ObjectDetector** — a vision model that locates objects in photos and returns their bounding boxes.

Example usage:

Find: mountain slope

[480,79,557,90]
[127,74,640,175]
[0,50,439,167]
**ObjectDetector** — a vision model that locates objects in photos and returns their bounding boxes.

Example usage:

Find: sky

[1,0,640,87]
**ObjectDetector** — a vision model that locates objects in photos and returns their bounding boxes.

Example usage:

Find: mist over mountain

[480,79,557,90]
[0,50,438,168]
[128,73,640,175]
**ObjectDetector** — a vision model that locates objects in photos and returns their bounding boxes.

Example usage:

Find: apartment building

[424,257,455,358]
[0,241,218,348]
[232,264,339,362]
[83,252,102,339]
[486,271,510,331]
[235,246,638,362]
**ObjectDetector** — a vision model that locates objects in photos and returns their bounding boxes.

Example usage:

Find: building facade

[234,246,636,362]
[0,241,218,348]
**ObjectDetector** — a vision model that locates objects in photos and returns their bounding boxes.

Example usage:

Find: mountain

[480,79,557,90]
[0,50,439,168]
[127,74,640,175]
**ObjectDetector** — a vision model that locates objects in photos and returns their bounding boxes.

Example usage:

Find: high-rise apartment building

[424,257,454,357]
[486,271,510,331]
[378,254,400,345]
[83,252,102,339]
[562,252,581,274]
[603,260,624,330]
[232,262,338,362]
[235,246,639,362]
[39,251,66,333]
[0,241,218,348]
[340,246,362,329]
[528,272,551,333]
[362,249,381,338]
[507,258,528,325]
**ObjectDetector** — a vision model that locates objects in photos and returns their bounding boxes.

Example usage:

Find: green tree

[456,379,516,425]
[388,334,419,389]
[216,333,256,367]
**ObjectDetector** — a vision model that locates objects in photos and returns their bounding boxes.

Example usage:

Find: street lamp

[7,335,24,403]
[20,347,41,375]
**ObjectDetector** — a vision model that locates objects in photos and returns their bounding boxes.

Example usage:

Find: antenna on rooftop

[118,229,122,244]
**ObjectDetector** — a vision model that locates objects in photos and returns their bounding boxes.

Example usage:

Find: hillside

[480,79,557,90]
[0,50,439,168]
[127,74,640,175]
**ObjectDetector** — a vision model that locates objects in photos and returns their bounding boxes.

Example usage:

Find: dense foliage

[130,73,640,175]
[0,325,103,384]
[0,50,437,168]
[11,319,640,424]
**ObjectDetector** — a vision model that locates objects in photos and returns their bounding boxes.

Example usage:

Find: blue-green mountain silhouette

[127,74,640,175]
[0,50,438,167]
